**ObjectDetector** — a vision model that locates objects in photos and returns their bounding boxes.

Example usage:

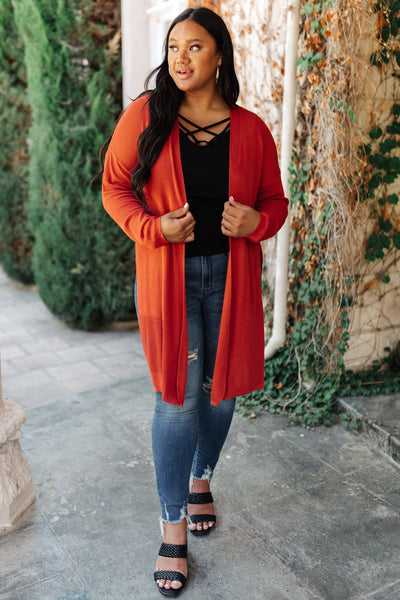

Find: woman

[102,7,288,597]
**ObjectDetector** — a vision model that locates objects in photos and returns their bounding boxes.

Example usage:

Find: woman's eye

[190,45,200,51]
[168,45,178,52]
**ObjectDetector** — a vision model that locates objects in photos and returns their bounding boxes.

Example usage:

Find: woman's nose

[177,49,189,61]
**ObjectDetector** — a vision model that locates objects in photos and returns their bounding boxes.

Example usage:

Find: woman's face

[167,19,222,95]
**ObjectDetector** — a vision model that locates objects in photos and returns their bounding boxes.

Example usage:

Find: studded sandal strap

[188,491,214,505]
[159,543,187,559]
[153,570,187,584]
[188,513,216,524]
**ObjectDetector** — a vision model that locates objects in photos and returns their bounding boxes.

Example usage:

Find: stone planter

[0,356,35,532]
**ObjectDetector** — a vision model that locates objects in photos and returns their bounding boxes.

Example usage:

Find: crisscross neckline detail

[178,114,230,146]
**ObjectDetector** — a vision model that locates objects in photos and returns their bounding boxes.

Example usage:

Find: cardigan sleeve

[247,121,289,244]
[102,98,170,249]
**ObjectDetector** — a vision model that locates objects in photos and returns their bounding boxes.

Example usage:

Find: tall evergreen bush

[13,0,135,329]
[0,0,34,284]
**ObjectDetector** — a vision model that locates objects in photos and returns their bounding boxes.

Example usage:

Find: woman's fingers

[221,197,260,237]
[161,204,195,243]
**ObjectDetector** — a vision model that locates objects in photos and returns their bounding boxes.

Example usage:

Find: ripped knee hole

[188,349,198,363]
[202,375,213,393]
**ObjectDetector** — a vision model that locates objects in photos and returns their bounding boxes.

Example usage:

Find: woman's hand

[160,203,196,243]
[221,196,260,238]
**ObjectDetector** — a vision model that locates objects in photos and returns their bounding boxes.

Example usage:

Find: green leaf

[379,232,391,249]
[371,49,389,66]
[397,50,400,68]
[292,191,303,202]
[369,127,383,139]
[368,172,383,190]
[381,24,390,42]
[387,121,400,135]
[299,171,310,182]
[302,2,314,15]
[363,143,372,155]
[380,139,398,153]
[393,104,400,116]
[390,156,400,170]
[312,51,324,64]
[379,218,393,233]
[382,274,391,284]
[383,172,398,183]
[369,153,387,168]
[388,193,399,205]
[393,231,400,250]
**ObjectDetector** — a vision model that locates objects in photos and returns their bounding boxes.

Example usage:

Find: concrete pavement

[1,266,400,600]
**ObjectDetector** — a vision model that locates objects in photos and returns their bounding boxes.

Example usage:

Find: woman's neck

[180,92,230,123]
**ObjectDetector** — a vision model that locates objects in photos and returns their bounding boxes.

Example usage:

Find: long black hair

[131,7,240,209]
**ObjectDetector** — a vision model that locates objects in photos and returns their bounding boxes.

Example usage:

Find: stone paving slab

[339,394,400,465]
[340,393,400,425]
[2,267,400,599]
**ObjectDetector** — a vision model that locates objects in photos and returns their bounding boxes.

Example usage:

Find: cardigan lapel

[229,106,246,205]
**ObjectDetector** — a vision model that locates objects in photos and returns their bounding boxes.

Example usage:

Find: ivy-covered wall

[344,0,400,368]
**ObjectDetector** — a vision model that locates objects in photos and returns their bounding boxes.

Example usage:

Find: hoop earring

[216,65,220,83]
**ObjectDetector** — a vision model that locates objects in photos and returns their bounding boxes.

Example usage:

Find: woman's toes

[171,580,183,590]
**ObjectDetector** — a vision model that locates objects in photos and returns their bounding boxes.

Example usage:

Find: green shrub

[0,0,34,284]
[13,0,135,329]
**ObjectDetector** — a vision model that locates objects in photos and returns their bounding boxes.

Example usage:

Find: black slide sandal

[154,542,187,597]
[188,491,216,537]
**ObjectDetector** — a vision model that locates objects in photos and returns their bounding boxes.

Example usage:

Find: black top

[179,114,230,258]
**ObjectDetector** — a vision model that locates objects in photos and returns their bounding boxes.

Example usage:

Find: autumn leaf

[364,279,379,291]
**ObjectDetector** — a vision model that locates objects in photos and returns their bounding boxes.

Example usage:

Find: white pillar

[265,0,300,359]
[0,352,35,532]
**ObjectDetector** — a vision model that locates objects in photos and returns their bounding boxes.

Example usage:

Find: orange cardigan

[102,95,288,406]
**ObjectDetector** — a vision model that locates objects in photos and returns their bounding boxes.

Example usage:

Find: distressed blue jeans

[151,253,236,524]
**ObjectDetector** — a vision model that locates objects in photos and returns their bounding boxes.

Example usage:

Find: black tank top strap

[178,114,230,146]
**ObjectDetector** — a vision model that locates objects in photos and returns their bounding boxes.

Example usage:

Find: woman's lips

[176,70,193,79]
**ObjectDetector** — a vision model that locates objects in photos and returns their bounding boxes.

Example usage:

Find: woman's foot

[154,520,188,594]
[188,478,216,534]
